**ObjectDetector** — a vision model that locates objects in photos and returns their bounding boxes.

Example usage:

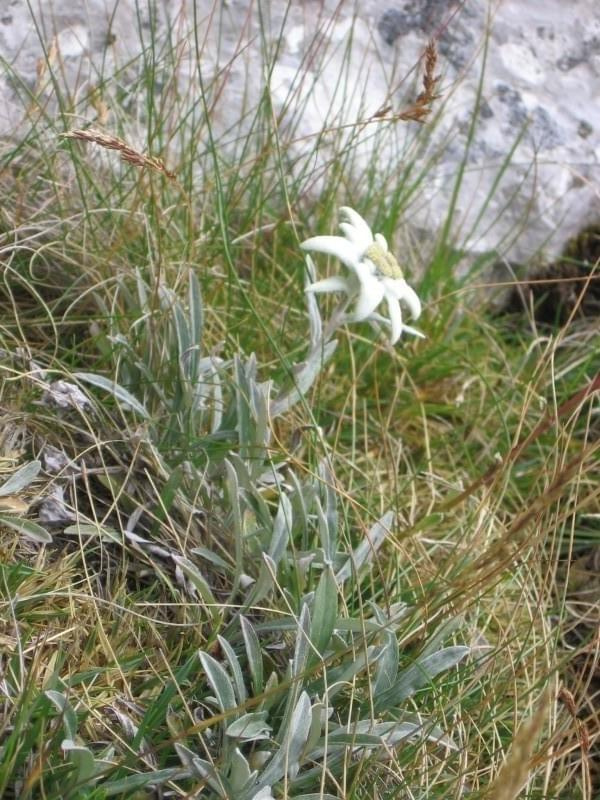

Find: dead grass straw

[372,39,441,123]
[486,692,550,800]
[62,128,176,179]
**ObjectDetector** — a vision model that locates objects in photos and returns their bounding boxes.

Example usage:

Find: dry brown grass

[62,128,176,179]
[372,39,441,124]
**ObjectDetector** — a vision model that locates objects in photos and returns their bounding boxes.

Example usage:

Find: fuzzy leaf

[269,340,337,418]
[198,651,237,715]
[292,604,311,678]
[0,514,51,544]
[226,712,272,741]
[0,461,41,496]
[61,739,98,784]
[310,566,337,661]
[269,494,292,564]
[74,372,149,418]
[175,745,229,796]
[229,748,255,793]
[240,616,264,695]
[336,510,392,583]
[101,768,183,795]
[46,691,78,740]
[374,646,470,712]
[295,795,340,800]
[217,635,247,705]
[259,692,312,787]
[173,556,219,619]
[373,629,399,695]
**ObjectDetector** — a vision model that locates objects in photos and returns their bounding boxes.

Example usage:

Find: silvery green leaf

[281,691,313,779]
[269,340,337,418]
[319,461,338,551]
[217,635,247,705]
[249,381,271,470]
[248,554,276,605]
[235,355,254,460]
[173,556,219,619]
[226,712,272,741]
[395,711,458,750]
[175,744,229,796]
[240,616,263,694]
[210,365,224,432]
[315,498,332,566]
[260,691,312,786]
[224,459,244,584]
[418,617,465,659]
[374,646,470,712]
[229,748,256,793]
[198,651,237,715]
[294,795,340,800]
[74,372,149,418]
[61,739,98,784]
[101,768,183,795]
[373,629,399,695]
[309,566,337,661]
[260,671,280,712]
[304,254,323,347]
[335,510,393,584]
[273,607,309,752]
[190,546,232,572]
[324,718,456,752]
[250,787,276,800]
[45,691,77,740]
[324,645,385,700]
[368,601,410,631]
[269,493,292,564]
[172,298,191,376]
[303,699,327,757]
[292,604,311,679]
[0,514,51,544]
[0,460,41,496]
[308,721,425,757]
[287,470,310,544]
[226,453,271,524]
[188,269,203,352]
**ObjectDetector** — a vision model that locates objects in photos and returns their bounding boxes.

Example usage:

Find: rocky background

[1,0,599,266]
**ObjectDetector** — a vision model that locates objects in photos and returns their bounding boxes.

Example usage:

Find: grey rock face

[1,0,599,267]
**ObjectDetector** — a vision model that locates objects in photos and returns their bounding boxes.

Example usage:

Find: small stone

[577,120,593,138]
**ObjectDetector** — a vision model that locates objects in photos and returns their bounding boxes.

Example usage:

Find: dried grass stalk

[486,692,550,800]
[372,39,441,124]
[62,128,176,179]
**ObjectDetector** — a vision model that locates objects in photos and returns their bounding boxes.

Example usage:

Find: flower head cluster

[301,207,423,344]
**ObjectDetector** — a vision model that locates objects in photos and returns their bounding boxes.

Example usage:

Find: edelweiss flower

[301,206,423,344]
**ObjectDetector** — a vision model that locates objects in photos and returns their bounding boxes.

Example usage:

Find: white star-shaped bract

[301,207,423,344]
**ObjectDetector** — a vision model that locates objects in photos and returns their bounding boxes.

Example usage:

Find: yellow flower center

[364,242,404,280]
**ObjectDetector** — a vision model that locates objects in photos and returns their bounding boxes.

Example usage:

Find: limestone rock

[1,0,598,266]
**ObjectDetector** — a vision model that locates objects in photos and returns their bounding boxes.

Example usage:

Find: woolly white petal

[339,207,374,249]
[386,296,403,344]
[400,324,426,339]
[355,259,377,279]
[337,222,366,250]
[352,274,385,320]
[382,278,422,320]
[305,275,352,294]
[300,235,361,270]
[399,281,422,320]
[374,232,389,252]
